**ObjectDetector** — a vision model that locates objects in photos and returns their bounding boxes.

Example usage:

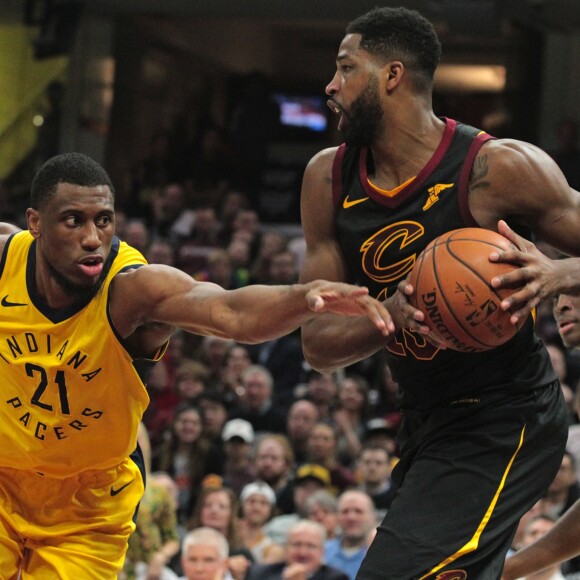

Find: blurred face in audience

[287,400,318,442]
[174,408,203,444]
[357,448,391,485]
[337,491,376,545]
[255,439,289,484]
[242,493,273,526]
[200,490,232,535]
[181,542,227,580]
[285,524,325,574]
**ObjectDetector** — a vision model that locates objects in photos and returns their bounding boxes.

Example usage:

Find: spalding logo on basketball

[409,228,522,352]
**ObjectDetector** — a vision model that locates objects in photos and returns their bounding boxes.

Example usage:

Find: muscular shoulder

[469,138,567,227]
[109,264,192,335]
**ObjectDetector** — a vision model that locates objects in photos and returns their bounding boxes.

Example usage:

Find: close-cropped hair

[346,7,441,92]
[31,152,115,210]
[182,526,229,560]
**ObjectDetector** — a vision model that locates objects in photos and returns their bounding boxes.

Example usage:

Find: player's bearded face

[343,76,384,147]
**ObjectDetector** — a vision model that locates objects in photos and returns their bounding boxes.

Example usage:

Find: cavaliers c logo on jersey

[423,183,454,211]
[360,220,424,289]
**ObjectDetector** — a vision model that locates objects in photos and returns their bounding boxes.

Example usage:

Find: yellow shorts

[0,450,145,580]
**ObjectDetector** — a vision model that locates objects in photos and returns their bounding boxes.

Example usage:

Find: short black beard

[46,259,106,305]
[342,78,384,148]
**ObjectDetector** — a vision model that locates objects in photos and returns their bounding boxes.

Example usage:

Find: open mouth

[78,256,104,277]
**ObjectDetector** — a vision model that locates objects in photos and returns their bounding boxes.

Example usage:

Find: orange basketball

[408,228,522,352]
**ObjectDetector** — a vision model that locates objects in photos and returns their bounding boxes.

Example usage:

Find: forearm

[225,284,320,344]
[302,314,388,373]
[502,500,580,579]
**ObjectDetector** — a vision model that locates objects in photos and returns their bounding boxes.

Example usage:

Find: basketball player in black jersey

[299,7,580,579]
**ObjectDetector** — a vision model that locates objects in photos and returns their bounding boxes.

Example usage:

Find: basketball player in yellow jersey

[0,153,394,580]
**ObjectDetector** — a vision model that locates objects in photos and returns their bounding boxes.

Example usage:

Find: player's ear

[26,208,41,238]
[384,61,404,92]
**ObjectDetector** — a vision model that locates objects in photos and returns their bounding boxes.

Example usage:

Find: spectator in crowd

[286,399,320,465]
[143,357,179,448]
[332,374,371,467]
[124,218,150,255]
[174,359,211,406]
[231,209,262,261]
[246,520,349,580]
[150,182,196,244]
[247,329,306,412]
[305,490,340,541]
[511,514,567,580]
[363,417,400,458]
[195,248,247,290]
[267,464,333,543]
[221,418,258,496]
[250,231,288,284]
[253,434,295,504]
[324,490,377,580]
[216,189,251,247]
[195,390,231,446]
[232,365,287,434]
[306,423,357,496]
[541,452,580,521]
[356,443,396,519]
[268,251,300,285]
[147,237,177,267]
[152,403,222,525]
[304,370,339,422]
[187,485,253,577]
[177,207,222,277]
[238,481,284,564]
[198,336,236,390]
[221,343,254,404]
[179,527,233,580]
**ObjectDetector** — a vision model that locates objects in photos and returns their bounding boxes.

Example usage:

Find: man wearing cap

[265,464,332,545]
[239,481,284,563]
[221,419,257,496]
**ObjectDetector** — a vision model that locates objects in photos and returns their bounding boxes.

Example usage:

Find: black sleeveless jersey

[333,118,555,411]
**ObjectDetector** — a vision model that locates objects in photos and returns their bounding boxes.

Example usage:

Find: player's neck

[369,112,444,189]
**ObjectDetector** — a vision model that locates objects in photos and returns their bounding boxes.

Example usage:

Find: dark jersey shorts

[357,381,568,580]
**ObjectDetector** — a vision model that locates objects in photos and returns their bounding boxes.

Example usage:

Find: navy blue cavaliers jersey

[333,118,555,411]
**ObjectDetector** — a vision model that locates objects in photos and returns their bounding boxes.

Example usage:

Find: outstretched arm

[111,263,392,348]
[502,500,580,580]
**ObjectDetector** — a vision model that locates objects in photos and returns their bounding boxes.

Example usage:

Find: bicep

[299,148,349,284]
[116,265,232,338]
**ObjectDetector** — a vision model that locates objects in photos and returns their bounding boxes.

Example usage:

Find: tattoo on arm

[324,175,332,185]
[470,155,491,192]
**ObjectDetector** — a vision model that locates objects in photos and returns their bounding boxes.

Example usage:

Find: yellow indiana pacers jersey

[0,231,151,477]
